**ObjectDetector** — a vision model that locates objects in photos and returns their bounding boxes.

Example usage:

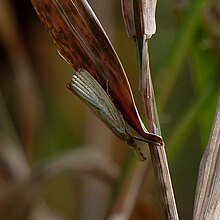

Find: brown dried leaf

[31,0,162,144]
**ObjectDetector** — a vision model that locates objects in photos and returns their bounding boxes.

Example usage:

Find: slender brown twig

[142,39,179,220]
[131,0,179,218]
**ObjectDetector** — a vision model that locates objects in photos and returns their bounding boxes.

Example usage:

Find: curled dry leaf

[31,0,163,145]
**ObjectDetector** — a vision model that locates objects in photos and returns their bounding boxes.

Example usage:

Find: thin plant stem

[141,38,179,220]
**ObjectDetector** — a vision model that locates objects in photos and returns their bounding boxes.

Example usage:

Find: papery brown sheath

[31,0,162,144]
[121,0,157,40]
[121,0,157,74]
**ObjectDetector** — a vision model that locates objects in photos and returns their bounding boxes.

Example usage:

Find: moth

[67,69,156,160]
[31,0,163,160]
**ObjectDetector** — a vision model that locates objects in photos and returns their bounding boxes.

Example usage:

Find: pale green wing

[68,69,147,161]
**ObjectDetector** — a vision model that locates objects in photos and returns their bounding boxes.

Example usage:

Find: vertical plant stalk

[141,38,179,219]
[121,0,179,218]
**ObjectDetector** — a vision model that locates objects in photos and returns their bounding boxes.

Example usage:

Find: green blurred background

[0,0,219,219]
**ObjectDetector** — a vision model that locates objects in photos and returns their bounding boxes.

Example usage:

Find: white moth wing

[68,69,147,160]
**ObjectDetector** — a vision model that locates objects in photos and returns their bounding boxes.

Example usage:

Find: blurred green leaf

[157,0,209,111]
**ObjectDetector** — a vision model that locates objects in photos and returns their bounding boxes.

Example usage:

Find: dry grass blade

[193,97,220,220]
[31,0,162,145]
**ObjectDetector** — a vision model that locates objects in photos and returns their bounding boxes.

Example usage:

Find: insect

[67,69,163,161]
[31,0,164,160]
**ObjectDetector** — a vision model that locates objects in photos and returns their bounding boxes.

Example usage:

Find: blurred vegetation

[0,0,219,219]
